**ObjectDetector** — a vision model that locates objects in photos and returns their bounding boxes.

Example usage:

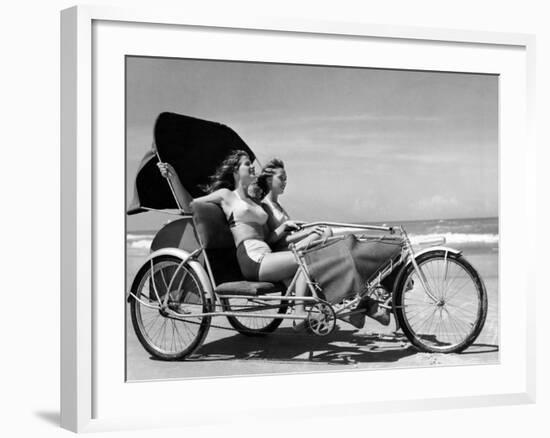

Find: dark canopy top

[127,112,256,215]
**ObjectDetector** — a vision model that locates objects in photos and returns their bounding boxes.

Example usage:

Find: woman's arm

[283,227,322,244]
[191,188,231,209]
[156,162,194,212]
[266,222,290,245]
[157,162,232,212]
[266,221,324,245]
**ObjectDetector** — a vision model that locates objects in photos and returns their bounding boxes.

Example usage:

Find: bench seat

[215,281,284,297]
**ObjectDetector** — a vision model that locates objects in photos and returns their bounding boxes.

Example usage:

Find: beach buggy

[127,112,488,360]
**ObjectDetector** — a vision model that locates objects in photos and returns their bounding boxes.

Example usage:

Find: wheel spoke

[443,307,472,344]
[445,306,475,331]
[142,312,161,332]
[445,302,477,321]
[405,304,436,323]
[151,317,166,347]
[414,306,439,333]
[445,278,476,304]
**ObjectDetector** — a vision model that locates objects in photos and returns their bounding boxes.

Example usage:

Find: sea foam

[410,232,498,245]
[127,234,154,249]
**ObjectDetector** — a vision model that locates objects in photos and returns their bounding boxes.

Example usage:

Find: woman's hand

[282,220,302,232]
[157,162,176,179]
[308,226,326,236]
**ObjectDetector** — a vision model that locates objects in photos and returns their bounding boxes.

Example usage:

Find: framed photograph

[61,5,536,433]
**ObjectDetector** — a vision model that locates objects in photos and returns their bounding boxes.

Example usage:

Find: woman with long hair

[157,150,312,330]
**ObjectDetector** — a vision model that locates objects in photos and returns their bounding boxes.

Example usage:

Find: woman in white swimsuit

[157,151,312,329]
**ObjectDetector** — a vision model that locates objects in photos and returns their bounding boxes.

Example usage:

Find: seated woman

[256,158,390,328]
[157,151,312,330]
[257,158,331,251]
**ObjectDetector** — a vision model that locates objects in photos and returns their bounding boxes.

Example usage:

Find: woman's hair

[257,158,285,196]
[203,150,250,193]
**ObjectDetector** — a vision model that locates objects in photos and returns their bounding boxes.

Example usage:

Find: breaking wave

[410,232,498,246]
[127,234,154,249]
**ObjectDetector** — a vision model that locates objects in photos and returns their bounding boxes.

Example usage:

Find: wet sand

[125,246,498,381]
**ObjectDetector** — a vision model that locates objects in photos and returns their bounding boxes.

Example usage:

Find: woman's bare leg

[293,271,308,315]
[258,251,297,281]
[258,251,309,316]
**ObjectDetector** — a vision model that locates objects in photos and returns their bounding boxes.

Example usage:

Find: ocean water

[387,217,498,252]
[126,216,499,253]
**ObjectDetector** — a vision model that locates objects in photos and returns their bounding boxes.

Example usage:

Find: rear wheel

[394,251,487,353]
[129,255,212,360]
[220,295,288,336]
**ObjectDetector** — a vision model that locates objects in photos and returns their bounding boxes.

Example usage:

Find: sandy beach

[125,241,499,381]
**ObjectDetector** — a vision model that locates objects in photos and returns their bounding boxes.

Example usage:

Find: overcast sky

[126,57,498,232]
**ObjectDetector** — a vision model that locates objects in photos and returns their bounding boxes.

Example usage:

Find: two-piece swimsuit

[225,192,272,281]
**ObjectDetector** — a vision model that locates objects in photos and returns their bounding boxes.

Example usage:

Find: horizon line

[127,214,498,233]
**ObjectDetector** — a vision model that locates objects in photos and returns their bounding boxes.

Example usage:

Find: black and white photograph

[125,57,499,381]
[4,0,548,435]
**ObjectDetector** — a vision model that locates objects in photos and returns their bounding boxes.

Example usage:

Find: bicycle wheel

[394,250,487,353]
[129,255,212,360]
[220,295,288,336]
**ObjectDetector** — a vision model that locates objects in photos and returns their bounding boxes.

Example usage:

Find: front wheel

[393,250,487,353]
[129,255,212,360]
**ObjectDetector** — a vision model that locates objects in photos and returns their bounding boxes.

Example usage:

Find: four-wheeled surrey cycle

[127,112,488,361]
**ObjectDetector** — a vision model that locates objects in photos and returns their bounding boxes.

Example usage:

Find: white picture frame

[60,5,536,433]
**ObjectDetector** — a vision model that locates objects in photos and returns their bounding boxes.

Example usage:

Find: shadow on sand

[150,327,423,365]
